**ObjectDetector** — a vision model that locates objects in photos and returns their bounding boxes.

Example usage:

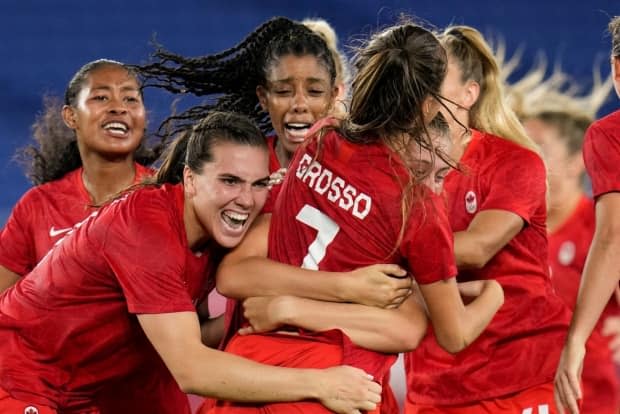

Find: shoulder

[13,170,80,210]
[120,184,180,216]
[585,110,620,143]
[590,109,620,131]
[96,184,185,246]
[477,131,543,168]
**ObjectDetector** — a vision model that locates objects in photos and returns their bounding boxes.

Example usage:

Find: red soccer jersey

[0,164,151,276]
[220,123,456,413]
[406,130,572,405]
[547,195,620,412]
[583,109,620,198]
[0,184,220,411]
[0,165,189,413]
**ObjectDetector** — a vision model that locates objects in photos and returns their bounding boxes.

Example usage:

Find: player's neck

[275,141,293,168]
[183,197,210,251]
[80,157,136,206]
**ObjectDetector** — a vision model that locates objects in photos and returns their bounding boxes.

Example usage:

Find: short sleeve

[479,148,545,224]
[0,191,37,275]
[583,121,620,198]
[400,192,457,284]
[101,191,195,315]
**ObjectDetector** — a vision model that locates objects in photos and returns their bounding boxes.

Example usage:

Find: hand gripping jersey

[215,122,456,413]
[405,130,572,405]
[0,184,221,412]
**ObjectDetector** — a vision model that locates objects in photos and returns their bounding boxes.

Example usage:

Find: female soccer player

[137,18,411,352]
[0,59,158,290]
[404,25,572,413]
[0,111,381,414]
[210,20,504,414]
[0,59,190,413]
[555,15,620,414]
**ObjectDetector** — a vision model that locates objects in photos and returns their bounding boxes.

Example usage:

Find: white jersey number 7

[295,204,340,270]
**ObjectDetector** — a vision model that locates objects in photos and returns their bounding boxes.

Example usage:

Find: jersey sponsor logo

[558,241,576,266]
[465,190,477,214]
[49,226,73,238]
[24,407,39,414]
[296,153,372,220]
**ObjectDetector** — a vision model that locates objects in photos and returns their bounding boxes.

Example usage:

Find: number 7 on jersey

[295,205,340,270]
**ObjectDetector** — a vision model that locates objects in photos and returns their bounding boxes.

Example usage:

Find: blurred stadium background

[1,0,618,225]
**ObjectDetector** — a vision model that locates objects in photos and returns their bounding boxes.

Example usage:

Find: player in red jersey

[139,19,408,414]
[524,110,620,413]
[0,59,161,289]
[0,59,192,414]
[206,21,503,414]
[555,15,620,414]
[404,25,572,413]
[260,17,351,200]
[0,111,381,414]
[138,16,343,344]
[138,20,409,375]
[138,17,346,214]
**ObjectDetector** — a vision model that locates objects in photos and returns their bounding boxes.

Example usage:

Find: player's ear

[183,166,197,197]
[256,85,268,112]
[62,105,78,129]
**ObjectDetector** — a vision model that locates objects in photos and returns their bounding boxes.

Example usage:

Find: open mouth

[221,210,249,230]
[103,121,129,137]
[284,122,312,141]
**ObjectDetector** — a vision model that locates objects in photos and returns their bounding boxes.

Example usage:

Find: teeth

[224,211,249,221]
[103,122,128,132]
[286,123,311,130]
[222,211,249,230]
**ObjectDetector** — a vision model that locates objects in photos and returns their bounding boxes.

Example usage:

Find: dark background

[1,0,618,225]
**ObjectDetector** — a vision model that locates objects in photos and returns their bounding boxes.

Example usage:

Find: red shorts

[0,387,57,414]
[207,333,382,414]
[405,382,558,414]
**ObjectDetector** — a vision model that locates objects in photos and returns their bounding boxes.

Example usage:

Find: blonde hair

[502,53,612,156]
[503,56,612,121]
[439,25,539,154]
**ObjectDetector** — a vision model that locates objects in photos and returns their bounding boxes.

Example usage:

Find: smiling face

[257,54,337,161]
[184,141,270,249]
[62,64,146,160]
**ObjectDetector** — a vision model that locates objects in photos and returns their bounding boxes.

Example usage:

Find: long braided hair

[136,17,336,137]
